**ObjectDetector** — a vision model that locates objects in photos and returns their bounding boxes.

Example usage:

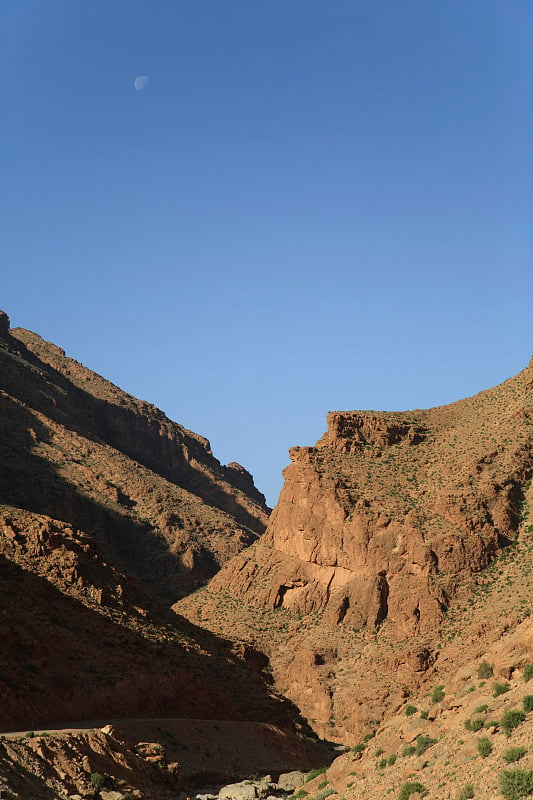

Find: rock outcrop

[0,310,9,337]
[179,359,533,740]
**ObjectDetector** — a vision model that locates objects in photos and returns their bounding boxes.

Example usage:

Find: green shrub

[90,773,114,790]
[485,719,500,730]
[478,661,494,679]
[474,704,488,714]
[388,754,397,766]
[398,781,428,800]
[363,731,375,742]
[402,745,416,757]
[305,768,327,782]
[316,790,336,800]
[498,769,533,799]
[431,685,445,703]
[292,791,309,799]
[523,664,533,683]
[501,710,526,737]
[522,695,533,713]
[405,705,417,716]
[415,734,437,756]
[351,743,365,754]
[494,682,511,697]
[477,736,493,757]
[420,710,429,720]
[317,779,328,790]
[465,718,484,732]
[457,784,474,800]
[503,748,527,764]
[378,758,387,769]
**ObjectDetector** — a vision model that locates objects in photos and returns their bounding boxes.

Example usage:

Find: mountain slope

[178,358,533,741]
[0,310,298,734]
[0,309,268,599]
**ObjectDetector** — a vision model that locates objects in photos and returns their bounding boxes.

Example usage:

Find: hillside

[178,358,533,743]
[0,309,300,732]
[0,309,268,599]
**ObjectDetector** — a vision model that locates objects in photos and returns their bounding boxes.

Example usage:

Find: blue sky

[2,1,532,506]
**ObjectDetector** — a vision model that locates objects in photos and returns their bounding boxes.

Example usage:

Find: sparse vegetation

[523,664,533,682]
[405,705,417,716]
[498,769,533,800]
[316,790,336,800]
[457,784,474,800]
[501,710,526,737]
[90,773,114,790]
[478,661,494,678]
[465,717,484,732]
[503,747,527,764]
[431,684,445,703]
[477,736,493,757]
[305,768,328,783]
[522,694,533,713]
[415,734,437,756]
[398,781,428,800]
[494,681,511,697]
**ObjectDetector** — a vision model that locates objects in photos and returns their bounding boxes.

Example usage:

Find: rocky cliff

[0,310,268,599]
[178,359,533,740]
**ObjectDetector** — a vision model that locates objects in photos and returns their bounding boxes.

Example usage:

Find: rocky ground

[0,722,331,800]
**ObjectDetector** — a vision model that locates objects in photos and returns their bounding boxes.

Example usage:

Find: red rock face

[179,358,533,739]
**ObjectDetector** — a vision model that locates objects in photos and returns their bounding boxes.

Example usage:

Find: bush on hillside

[503,747,527,764]
[494,682,511,697]
[498,769,533,800]
[522,695,533,713]
[478,661,494,679]
[501,710,526,737]
[477,736,493,757]
[398,781,428,800]
[431,685,445,703]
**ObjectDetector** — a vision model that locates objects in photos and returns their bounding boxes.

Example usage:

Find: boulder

[219,782,258,800]
[276,772,307,792]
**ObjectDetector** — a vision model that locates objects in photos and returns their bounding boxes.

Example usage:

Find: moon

[134,75,149,91]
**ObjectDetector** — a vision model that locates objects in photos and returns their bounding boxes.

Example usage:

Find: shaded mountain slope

[0,310,268,598]
[0,505,303,732]
[0,310,311,744]
[178,359,533,740]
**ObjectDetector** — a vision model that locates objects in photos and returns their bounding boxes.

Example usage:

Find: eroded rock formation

[179,358,533,739]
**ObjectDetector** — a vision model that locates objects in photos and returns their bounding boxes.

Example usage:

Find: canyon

[0,309,531,799]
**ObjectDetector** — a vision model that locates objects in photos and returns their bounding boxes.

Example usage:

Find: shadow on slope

[1,330,267,533]
[0,552,305,733]
[0,391,194,599]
